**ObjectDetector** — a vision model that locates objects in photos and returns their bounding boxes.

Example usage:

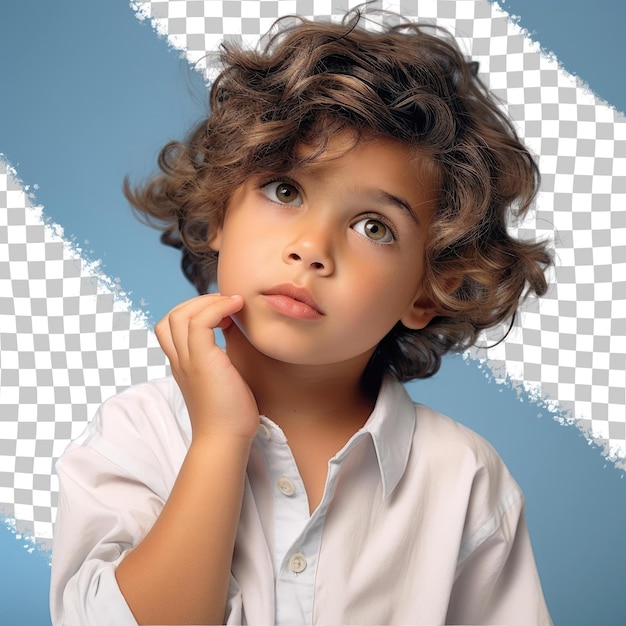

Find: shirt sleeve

[50,442,162,626]
[446,474,553,625]
[49,379,250,626]
[50,380,187,626]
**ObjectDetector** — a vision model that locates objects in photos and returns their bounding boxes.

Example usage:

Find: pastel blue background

[0,1,624,624]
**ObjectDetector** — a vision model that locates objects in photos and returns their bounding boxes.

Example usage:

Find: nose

[282,228,335,276]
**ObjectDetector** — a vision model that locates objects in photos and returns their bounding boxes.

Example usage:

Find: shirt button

[289,552,307,573]
[277,477,295,496]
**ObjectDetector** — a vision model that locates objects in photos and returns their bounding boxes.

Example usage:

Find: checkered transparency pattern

[473,62,626,465]
[0,160,169,547]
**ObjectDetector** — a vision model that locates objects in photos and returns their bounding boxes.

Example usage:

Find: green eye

[353,218,394,244]
[262,181,302,206]
[276,183,298,203]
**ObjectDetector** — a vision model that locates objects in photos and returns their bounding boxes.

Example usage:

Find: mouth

[261,284,324,319]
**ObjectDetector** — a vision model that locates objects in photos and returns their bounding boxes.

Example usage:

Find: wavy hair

[126,7,552,382]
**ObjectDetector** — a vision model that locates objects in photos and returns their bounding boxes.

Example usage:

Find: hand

[155,294,260,442]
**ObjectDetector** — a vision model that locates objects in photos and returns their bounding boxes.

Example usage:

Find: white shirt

[50,376,552,625]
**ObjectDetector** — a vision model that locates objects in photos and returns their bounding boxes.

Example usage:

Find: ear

[400,291,437,330]
[208,225,222,252]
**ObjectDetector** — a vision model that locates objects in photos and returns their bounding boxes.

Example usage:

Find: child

[50,7,553,625]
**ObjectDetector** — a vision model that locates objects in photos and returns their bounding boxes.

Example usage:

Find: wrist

[188,429,257,455]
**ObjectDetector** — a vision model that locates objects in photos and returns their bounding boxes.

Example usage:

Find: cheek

[359,256,422,301]
[215,229,273,292]
[350,260,424,326]
[215,239,244,293]
[338,271,408,330]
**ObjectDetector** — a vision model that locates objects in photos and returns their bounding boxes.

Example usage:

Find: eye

[261,180,303,206]
[352,218,395,244]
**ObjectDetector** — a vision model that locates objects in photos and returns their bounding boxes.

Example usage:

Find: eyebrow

[362,188,422,227]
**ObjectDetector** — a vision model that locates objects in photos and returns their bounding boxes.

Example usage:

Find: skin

[115,133,439,625]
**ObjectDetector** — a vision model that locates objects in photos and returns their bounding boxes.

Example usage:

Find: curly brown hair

[125,7,551,383]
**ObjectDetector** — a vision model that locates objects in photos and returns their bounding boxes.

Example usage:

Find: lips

[261,283,324,318]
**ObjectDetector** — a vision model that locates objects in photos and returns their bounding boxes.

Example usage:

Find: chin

[226,311,379,370]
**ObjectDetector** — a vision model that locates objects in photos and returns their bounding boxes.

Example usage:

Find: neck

[223,324,378,434]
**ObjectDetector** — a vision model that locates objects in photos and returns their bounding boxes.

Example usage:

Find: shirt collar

[255,377,416,500]
[352,377,416,499]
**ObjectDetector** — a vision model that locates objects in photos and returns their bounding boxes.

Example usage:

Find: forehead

[292,132,440,220]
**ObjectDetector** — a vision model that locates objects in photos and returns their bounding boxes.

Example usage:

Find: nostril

[286,252,326,270]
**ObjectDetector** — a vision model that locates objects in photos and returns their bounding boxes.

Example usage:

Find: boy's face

[210,133,438,370]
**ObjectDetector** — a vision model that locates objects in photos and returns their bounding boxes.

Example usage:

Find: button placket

[259,424,310,576]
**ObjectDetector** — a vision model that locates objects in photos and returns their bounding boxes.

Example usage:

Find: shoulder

[378,379,518,497]
[57,377,190,490]
[80,376,189,442]
[405,397,523,524]
[412,401,509,474]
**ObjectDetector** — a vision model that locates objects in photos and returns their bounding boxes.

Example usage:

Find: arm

[114,294,260,625]
[114,434,251,625]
